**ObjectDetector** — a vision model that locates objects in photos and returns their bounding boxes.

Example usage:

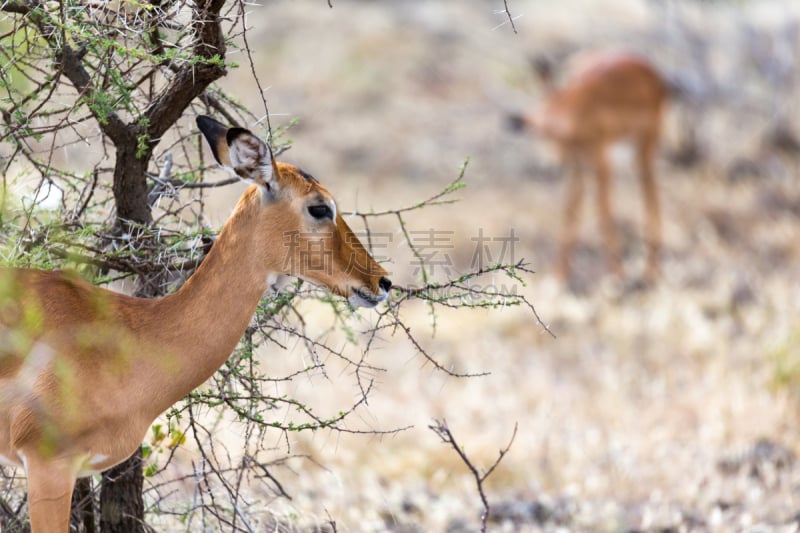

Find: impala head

[506,104,569,142]
[196,116,391,308]
[506,54,571,140]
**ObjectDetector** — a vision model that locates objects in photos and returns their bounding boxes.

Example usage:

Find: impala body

[513,50,667,282]
[0,116,391,532]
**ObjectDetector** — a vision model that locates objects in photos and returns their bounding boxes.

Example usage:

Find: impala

[0,115,392,532]
[510,50,667,283]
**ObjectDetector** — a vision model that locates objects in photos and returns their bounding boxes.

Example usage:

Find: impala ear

[196,115,279,194]
[196,116,231,167]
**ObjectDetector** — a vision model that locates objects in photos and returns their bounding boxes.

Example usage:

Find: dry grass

[143,1,800,531]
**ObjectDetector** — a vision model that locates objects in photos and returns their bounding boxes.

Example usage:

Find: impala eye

[308,204,333,220]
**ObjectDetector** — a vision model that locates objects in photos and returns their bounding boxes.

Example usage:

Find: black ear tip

[196,115,214,128]
[226,127,249,145]
[196,115,228,140]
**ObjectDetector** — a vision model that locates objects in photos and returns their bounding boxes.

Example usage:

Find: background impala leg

[637,134,661,281]
[592,146,622,277]
[26,455,76,533]
[557,153,585,283]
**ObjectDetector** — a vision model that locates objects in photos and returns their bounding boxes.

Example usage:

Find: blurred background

[3,0,798,531]
[183,1,800,531]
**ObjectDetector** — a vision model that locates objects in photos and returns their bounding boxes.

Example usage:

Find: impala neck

[150,187,279,409]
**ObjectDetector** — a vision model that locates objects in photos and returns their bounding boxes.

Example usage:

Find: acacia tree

[0,1,235,530]
[0,1,544,530]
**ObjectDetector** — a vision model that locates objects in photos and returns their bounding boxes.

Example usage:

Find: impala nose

[378,277,392,292]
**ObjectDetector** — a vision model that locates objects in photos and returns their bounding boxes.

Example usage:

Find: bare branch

[502,0,519,34]
[143,0,228,142]
[430,419,518,532]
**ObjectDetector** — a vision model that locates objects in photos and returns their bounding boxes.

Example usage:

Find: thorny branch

[430,419,519,533]
[238,0,274,141]
[502,0,519,34]
[345,159,468,331]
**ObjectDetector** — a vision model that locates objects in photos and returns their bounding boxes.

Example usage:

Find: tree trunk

[112,137,153,226]
[97,124,153,532]
[99,447,145,533]
[97,258,175,532]
[71,477,97,533]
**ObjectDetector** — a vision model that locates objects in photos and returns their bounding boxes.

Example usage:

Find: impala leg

[557,154,585,282]
[637,134,661,281]
[593,145,622,277]
[26,455,76,533]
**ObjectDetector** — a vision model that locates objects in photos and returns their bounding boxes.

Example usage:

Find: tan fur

[524,50,666,282]
[0,136,389,531]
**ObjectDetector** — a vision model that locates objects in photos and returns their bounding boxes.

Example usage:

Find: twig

[238,1,274,143]
[393,260,555,339]
[0,494,16,519]
[342,159,467,218]
[429,419,518,532]
[325,510,337,532]
[502,0,518,34]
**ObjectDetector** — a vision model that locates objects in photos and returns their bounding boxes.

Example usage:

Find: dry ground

[148,1,800,531]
